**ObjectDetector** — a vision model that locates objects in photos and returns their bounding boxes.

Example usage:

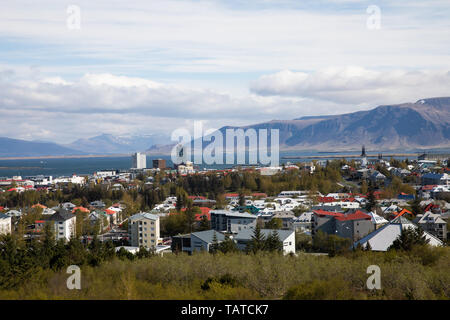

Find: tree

[246,225,266,253]
[265,230,283,252]
[410,197,423,216]
[389,227,430,251]
[265,218,282,230]
[218,236,238,254]
[365,182,377,211]
[197,215,210,231]
[210,232,219,254]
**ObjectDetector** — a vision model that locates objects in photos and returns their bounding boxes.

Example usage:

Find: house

[271,211,296,230]
[334,210,375,242]
[421,173,450,186]
[90,200,106,209]
[0,213,12,235]
[413,211,447,241]
[48,209,77,242]
[210,210,257,234]
[129,212,160,249]
[234,229,296,255]
[294,212,314,232]
[190,230,226,253]
[5,209,22,218]
[367,211,389,228]
[312,209,375,241]
[353,216,443,251]
[61,202,76,211]
[369,171,387,184]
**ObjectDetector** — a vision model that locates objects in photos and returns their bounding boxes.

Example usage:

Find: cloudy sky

[0,0,449,144]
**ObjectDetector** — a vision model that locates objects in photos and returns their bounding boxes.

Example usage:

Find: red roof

[35,220,45,224]
[0,206,4,211]
[394,208,412,218]
[318,197,335,203]
[7,188,17,192]
[32,203,47,209]
[252,193,267,197]
[313,209,344,217]
[225,193,239,198]
[422,185,437,191]
[104,209,116,215]
[335,210,371,221]
[180,207,211,221]
[72,206,90,213]
[188,195,206,200]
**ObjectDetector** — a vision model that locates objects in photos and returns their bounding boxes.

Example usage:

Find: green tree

[246,225,266,253]
[265,218,282,230]
[389,227,430,251]
[265,230,283,252]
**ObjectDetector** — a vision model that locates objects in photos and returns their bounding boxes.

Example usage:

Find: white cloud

[250,67,450,105]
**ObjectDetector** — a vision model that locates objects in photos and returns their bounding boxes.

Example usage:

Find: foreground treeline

[0,239,448,299]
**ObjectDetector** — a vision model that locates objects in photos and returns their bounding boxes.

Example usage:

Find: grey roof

[210,210,256,219]
[417,212,446,224]
[129,212,159,222]
[48,208,75,221]
[191,230,226,244]
[234,229,294,242]
[0,213,10,220]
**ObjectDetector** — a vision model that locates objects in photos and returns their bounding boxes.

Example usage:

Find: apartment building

[0,213,11,235]
[48,209,77,242]
[210,210,257,234]
[129,212,160,248]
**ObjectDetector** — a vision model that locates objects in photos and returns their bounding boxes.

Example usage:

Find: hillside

[220,97,450,151]
[0,137,85,158]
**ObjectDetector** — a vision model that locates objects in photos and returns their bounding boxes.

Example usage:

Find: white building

[48,209,77,242]
[354,216,443,251]
[234,229,296,255]
[0,213,12,235]
[132,152,147,169]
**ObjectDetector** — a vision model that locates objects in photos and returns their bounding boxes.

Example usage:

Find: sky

[0,0,449,144]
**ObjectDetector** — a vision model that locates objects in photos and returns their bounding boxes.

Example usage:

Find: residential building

[234,229,296,255]
[132,152,147,169]
[421,173,450,186]
[413,211,447,241]
[334,211,375,242]
[129,212,160,249]
[0,213,11,235]
[271,211,296,230]
[152,159,166,169]
[312,209,375,241]
[190,230,226,253]
[210,210,257,234]
[354,216,443,251]
[48,209,77,242]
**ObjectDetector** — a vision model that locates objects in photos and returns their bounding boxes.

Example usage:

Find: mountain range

[0,97,449,157]
[221,97,450,151]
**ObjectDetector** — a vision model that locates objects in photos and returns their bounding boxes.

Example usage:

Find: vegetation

[0,244,448,300]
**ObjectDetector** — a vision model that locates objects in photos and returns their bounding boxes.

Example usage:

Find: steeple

[361,145,366,157]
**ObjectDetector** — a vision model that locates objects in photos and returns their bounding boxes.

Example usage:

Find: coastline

[0,154,131,161]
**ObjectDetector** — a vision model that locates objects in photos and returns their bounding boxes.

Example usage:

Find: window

[144,221,147,225]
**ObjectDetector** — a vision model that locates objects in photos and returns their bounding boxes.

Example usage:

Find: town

[0,148,449,299]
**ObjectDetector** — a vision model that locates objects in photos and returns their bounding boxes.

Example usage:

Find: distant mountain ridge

[0,97,449,157]
[0,137,84,158]
[216,97,450,151]
[66,133,170,154]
